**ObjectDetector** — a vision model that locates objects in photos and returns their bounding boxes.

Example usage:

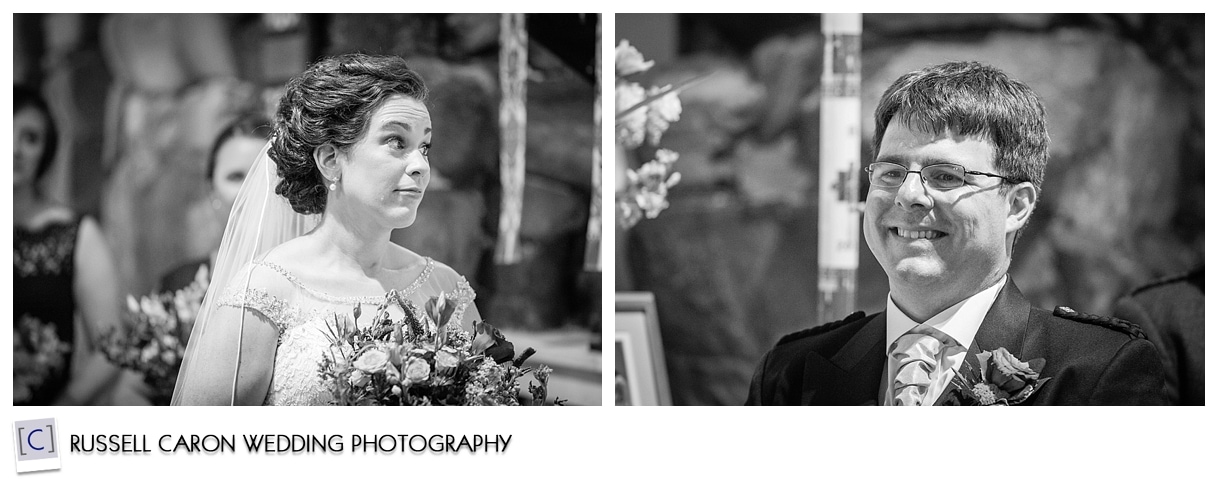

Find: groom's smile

[890,227,946,240]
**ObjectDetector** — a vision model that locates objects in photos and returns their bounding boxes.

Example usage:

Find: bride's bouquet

[319,291,558,406]
[99,266,208,405]
[13,315,72,404]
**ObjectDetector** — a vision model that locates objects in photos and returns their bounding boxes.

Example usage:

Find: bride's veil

[170,141,318,405]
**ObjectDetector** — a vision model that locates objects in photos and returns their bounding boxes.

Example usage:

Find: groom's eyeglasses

[864,161,1021,190]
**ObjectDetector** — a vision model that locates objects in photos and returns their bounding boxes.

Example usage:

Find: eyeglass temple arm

[965,170,1020,183]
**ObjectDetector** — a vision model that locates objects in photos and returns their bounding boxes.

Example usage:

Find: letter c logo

[27,428,44,451]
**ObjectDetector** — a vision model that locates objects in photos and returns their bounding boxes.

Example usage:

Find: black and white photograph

[6,6,1214,479]
[14,12,601,406]
[615,13,1203,406]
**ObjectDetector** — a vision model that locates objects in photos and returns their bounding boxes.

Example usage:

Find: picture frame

[614,292,671,406]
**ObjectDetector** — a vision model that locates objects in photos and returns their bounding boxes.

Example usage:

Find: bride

[172,54,480,405]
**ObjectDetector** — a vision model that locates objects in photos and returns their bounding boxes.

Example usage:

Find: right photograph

[613,13,1203,406]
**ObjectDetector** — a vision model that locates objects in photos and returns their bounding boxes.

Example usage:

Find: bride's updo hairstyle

[270,53,428,215]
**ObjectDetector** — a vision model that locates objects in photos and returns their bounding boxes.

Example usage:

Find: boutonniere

[948,347,1050,406]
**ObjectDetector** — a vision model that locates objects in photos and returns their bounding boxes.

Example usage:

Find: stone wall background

[618,13,1204,405]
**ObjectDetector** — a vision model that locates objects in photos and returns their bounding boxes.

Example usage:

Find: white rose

[352,348,390,374]
[403,358,431,385]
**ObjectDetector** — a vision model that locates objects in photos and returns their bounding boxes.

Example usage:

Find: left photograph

[14,13,601,406]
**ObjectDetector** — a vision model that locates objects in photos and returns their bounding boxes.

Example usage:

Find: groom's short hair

[872,61,1050,196]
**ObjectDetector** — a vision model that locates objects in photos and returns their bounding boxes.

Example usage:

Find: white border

[4,5,1216,479]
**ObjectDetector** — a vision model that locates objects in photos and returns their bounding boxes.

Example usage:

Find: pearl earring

[329,181,337,191]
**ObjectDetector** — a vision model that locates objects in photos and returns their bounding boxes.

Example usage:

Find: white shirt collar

[884,275,1007,352]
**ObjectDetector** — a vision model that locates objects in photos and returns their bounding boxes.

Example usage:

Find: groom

[746,61,1166,406]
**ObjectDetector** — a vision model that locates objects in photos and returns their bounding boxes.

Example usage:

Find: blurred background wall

[616,13,1204,405]
[15,13,599,333]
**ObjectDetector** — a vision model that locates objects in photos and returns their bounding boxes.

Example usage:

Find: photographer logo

[12,418,60,473]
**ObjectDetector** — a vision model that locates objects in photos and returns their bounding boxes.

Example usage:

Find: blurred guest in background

[14,84,136,405]
[100,13,253,295]
[1114,267,1205,406]
[158,113,271,293]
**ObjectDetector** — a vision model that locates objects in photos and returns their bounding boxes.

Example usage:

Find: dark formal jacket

[1113,268,1204,406]
[746,279,1167,406]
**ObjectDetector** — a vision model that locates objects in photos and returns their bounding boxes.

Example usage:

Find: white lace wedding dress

[216,257,477,405]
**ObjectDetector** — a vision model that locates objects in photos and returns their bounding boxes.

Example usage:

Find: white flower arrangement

[616,40,699,229]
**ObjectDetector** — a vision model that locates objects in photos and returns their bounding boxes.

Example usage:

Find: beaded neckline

[253,258,434,305]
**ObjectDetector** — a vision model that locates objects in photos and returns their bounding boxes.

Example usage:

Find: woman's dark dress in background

[14,217,79,405]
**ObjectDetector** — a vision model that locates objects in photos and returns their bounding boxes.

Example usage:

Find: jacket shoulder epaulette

[776,311,868,346]
[1128,268,1203,296]
[1053,306,1146,340]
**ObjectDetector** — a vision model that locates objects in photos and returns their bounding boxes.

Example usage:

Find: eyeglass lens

[868,163,967,189]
